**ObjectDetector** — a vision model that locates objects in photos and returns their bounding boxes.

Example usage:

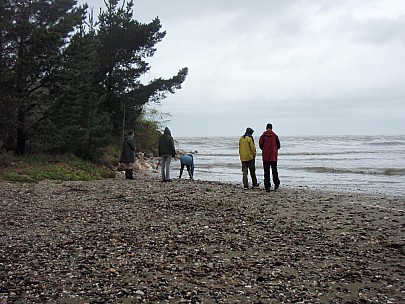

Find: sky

[79,0,405,137]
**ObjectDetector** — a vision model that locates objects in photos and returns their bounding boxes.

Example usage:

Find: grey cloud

[355,15,405,44]
[78,0,405,136]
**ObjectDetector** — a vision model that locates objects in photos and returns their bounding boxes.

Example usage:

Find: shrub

[0,154,114,182]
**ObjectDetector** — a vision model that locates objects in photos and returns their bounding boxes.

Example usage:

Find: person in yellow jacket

[239,127,260,190]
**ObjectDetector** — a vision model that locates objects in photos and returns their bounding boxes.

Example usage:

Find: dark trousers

[242,159,258,188]
[180,164,193,179]
[263,161,280,190]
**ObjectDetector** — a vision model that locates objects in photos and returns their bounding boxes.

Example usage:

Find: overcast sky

[80,0,405,136]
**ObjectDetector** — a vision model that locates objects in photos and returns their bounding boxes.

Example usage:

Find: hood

[243,127,254,141]
[245,127,254,136]
[164,127,171,135]
[263,129,275,137]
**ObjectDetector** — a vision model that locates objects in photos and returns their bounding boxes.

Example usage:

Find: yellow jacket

[239,135,257,162]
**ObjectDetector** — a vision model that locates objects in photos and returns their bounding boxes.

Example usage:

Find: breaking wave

[303,167,405,176]
[176,135,405,196]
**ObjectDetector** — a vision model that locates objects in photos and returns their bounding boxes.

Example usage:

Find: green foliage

[0,150,14,167]
[97,0,188,136]
[0,0,87,154]
[0,0,188,158]
[98,144,122,167]
[33,28,113,160]
[0,154,115,182]
[134,120,161,155]
[130,105,169,154]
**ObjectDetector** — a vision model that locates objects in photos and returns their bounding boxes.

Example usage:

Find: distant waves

[175,135,405,196]
[302,167,405,176]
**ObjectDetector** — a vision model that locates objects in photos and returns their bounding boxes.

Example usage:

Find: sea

[172,135,405,197]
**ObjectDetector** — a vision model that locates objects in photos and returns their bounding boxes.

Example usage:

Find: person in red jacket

[259,123,281,192]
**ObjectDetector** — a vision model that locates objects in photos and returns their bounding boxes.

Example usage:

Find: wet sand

[1,173,404,303]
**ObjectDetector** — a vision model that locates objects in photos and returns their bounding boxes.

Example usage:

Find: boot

[127,169,134,180]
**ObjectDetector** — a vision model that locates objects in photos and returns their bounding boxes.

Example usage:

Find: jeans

[180,164,193,179]
[263,161,280,190]
[241,159,258,188]
[161,155,172,181]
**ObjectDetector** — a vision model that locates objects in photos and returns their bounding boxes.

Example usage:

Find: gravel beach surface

[1,173,404,303]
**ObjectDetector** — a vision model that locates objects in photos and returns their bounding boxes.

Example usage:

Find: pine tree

[36,21,113,160]
[97,0,188,137]
[1,0,188,156]
[0,0,86,154]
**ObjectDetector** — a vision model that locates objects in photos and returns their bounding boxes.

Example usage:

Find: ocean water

[172,135,405,197]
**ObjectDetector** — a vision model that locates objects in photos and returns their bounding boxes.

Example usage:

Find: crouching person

[179,154,194,180]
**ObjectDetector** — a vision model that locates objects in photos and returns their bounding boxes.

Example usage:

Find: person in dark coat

[120,130,136,180]
[259,123,281,192]
[158,127,176,182]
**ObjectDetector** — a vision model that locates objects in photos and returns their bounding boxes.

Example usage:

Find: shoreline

[173,135,405,198]
[136,157,405,199]
[1,174,404,303]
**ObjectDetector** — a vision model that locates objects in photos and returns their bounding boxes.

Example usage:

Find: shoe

[274,185,279,190]
[265,188,270,192]
[253,182,260,188]
[243,187,249,190]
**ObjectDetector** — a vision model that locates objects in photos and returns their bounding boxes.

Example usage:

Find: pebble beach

[1,172,404,303]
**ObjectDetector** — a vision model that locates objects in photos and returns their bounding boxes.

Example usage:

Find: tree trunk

[122,101,126,140]
[15,110,26,155]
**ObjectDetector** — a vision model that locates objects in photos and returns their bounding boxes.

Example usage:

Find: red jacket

[259,130,280,161]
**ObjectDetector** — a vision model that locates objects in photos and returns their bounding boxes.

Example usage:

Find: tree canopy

[0,0,188,159]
